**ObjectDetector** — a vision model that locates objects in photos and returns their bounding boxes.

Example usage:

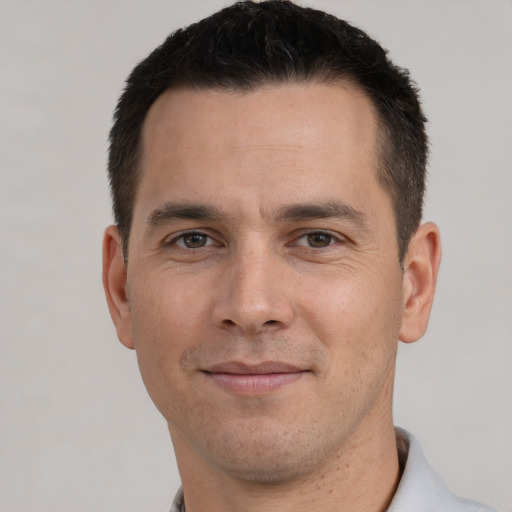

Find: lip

[202,361,308,396]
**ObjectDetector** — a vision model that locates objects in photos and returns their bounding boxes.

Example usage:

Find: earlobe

[399,222,442,344]
[102,225,135,349]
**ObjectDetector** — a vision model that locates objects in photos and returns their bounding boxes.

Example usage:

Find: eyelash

[293,230,342,249]
[167,230,218,249]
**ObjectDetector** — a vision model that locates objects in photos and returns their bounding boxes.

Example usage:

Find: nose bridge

[214,237,293,333]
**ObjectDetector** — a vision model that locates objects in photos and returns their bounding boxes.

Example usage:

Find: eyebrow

[146,200,368,230]
[274,202,368,227]
[147,202,224,227]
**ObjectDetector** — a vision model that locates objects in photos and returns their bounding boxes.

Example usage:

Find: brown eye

[181,233,208,248]
[307,232,333,248]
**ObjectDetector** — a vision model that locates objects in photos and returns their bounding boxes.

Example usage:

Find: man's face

[115,83,408,481]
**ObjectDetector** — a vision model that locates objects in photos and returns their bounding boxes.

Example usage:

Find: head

[108,0,427,263]
[103,0,441,489]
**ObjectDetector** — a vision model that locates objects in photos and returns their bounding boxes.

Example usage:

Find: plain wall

[0,1,510,511]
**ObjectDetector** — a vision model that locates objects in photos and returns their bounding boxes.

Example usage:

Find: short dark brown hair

[108,0,428,261]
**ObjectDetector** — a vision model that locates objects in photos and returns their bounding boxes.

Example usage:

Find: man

[102,1,495,511]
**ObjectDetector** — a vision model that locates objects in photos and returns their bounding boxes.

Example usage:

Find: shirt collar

[389,428,494,512]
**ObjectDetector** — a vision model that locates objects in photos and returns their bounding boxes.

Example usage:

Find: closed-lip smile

[202,361,309,396]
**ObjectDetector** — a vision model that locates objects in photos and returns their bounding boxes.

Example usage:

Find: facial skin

[104,83,440,511]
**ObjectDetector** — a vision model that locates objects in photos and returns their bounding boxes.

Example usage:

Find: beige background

[0,1,511,511]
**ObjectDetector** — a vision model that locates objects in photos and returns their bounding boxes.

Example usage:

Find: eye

[172,231,215,249]
[296,231,338,248]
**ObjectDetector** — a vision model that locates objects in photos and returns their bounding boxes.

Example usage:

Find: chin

[198,419,326,484]
[211,450,314,484]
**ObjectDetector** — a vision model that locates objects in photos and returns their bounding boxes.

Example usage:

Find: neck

[172,422,400,512]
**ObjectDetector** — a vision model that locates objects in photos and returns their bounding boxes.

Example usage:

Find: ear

[102,225,135,349]
[399,222,442,343]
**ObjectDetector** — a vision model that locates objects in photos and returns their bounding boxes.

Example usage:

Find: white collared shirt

[388,428,495,512]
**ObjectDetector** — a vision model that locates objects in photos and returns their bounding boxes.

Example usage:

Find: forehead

[135,82,385,224]
[142,82,378,159]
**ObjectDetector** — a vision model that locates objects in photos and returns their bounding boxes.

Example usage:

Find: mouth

[202,361,309,396]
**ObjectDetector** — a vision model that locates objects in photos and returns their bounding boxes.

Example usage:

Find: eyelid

[292,229,346,248]
[165,229,220,248]
[162,228,347,249]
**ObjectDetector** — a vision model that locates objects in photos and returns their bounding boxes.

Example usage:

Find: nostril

[220,318,281,331]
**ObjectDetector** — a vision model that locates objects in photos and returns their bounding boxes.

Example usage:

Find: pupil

[184,233,206,248]
[308,232,331,247]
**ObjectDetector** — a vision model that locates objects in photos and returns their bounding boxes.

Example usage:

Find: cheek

[130,270,210,340]
[127,273,210,401]
[299,267,403,360]
[299,272,402,416]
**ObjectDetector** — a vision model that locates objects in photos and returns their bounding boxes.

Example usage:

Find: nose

[212,244,294,334]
